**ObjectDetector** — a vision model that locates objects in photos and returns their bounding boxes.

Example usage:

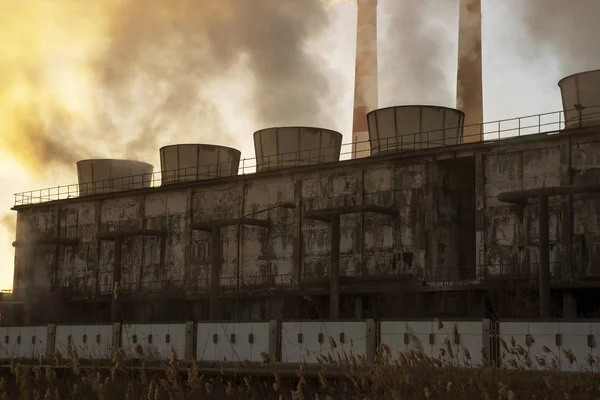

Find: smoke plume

[0,214,16,235]
[0,0,336,177]
[380,0,457,107]
[512,0,600,74]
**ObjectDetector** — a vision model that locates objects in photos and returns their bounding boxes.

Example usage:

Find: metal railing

[12,105,600,207]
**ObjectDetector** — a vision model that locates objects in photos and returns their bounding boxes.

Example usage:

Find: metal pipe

[210,227,221,320]
[330,213,341,320]
[111,237,123,323]
[538,196,551,318]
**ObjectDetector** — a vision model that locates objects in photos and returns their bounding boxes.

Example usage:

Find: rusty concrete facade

[8,127,600,323]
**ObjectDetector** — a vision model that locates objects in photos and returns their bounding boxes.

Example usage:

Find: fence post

[269,319,281,362]
[112,323,122,351]
[365,319,377,365]
[45,324,57,360]
[184,321,196,361]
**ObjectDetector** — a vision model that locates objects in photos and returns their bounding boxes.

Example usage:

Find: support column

[563,291,577,319]
[538,196,551,318]
[330,214,341,320]
[210,227,221,320]
[111,237,123,323]
[355,296,364,319]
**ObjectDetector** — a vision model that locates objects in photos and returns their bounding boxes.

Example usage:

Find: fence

[13,105,600,207]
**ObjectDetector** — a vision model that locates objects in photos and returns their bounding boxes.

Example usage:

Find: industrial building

[2,0,600,335]
[0,66,599,327]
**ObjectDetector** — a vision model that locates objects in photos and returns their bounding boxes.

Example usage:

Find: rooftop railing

[13,105,600,207]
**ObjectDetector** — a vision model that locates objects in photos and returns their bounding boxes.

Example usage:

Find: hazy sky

[0,0,588,289]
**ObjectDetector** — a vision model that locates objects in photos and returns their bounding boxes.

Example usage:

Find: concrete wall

[479,133,600,279]
[12,130,600,313]
[13,157,441,299]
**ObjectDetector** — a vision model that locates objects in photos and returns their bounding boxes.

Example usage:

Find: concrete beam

[12,238,79,247]
[191,218,271,231]
[97,229,167,241]
[498,184,600,204]
[304,204,399,222]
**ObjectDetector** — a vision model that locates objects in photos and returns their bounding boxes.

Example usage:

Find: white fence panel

[380,320,489,367]
[499,321,598,372]
[196,322,270,363]
[121,323,186,361]
[281,321,367,364]
[55,325,113,360]
[0,326,47,360]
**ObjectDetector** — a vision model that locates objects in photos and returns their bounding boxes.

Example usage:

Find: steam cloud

[0,0,336,176]
[380,0,458,107]
[0,214,16,235]
[512,0,600,74]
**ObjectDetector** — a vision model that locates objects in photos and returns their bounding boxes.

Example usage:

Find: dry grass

[1,330,599,400]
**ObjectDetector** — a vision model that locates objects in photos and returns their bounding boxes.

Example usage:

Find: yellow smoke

[0,0,116,175]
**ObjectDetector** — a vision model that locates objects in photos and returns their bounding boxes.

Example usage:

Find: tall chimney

[456,0,483,143]
[351,0,378,159]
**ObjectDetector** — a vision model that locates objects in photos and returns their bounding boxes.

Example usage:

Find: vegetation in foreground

[1,321,600,399]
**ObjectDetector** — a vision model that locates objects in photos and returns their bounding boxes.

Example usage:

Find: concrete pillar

[563,291,577,319]
[355,296,364,319]
[45,324,56,360]
[111,238,123,323]
[538,196,551,318]
[210,227,221,320]
[23,301,33,325]
[330,214,341,320]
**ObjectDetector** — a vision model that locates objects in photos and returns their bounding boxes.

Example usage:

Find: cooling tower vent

[254,127,343,172]
[160,144,241,185]
[558,69,600,129]
[367,105,464,156]
[77,159,154,196]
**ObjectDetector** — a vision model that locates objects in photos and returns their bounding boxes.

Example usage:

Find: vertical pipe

[236,220,242,321]
[538,196,551,318]
[210,226,221,320]
[457,0,484,143]
[351,0,378,159]
[330,213,341,319]
[111,237,122,323]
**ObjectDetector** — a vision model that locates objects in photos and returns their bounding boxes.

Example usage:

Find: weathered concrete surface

[10,128,600,321]
[480,132,600,280]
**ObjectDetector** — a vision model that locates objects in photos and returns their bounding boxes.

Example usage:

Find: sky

[0,0,592,290]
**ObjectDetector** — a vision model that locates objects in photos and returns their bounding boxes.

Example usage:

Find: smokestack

[351,0,378,159]
[456,0,483,143]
